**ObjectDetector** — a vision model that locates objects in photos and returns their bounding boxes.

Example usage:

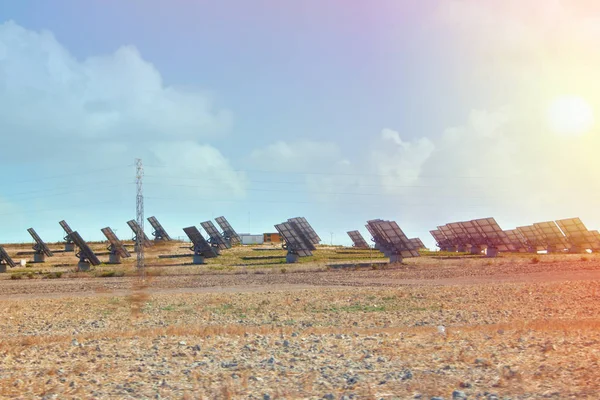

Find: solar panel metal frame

[347,230,370,249]
[59,220,74,242]
[373,220,420,258]
[366,219,392,255]
[503,229,528,252]
[438,225,459,246]
[555,218,595,249]
[459,221,488,246]
[288,217,321,245]
[533,221,569,249]
[200,221,230,250]
[147,216,172,241]
[183,226,218,258]
[101,227,131,258]
[27,228,54,257]
[447,222,472,247]
[70,231,101,266]
[429,229,449,249]
[472,218,516,251]
[275,222,314,257]
[516,225,546,250]
[127,220,153,247]
[215,216,241,245]
[588,230,600,250]
[0,246,16,268]
[409,238,426,249]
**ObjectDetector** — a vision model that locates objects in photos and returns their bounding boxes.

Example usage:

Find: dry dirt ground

[0,242,599,399]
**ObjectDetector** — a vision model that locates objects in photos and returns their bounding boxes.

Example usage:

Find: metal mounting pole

[135,158,145,279]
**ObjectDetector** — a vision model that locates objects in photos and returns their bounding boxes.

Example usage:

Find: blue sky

[1,1,600,247]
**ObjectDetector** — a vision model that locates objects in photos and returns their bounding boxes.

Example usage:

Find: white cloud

[0,20,242,196]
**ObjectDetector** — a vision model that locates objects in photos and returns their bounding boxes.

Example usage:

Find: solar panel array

[0,246,16,268]
[516,225,546,251]
[215,216,241,245]
[127,220,153,247]
[447,223,471,247]
[472,218,515,252]
[59,220,74,241]
[200,221,230,250]
[533,221,569,250]
[288,217,321,245]
[438,225,458,247]
[101,227,132,259]
[460,221,488,246]
[556,218,595,249]
[183,226,218,258]
[147,216,172,241]
[275,221,315,257]
[27,228,54,257]
[347,230,369,249]
[70,231,101,266]
[367,220,419,259]
[429,229,450,249]
[504,229,528,252]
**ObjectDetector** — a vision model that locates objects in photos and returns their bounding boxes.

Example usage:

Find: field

[1,241,599,399]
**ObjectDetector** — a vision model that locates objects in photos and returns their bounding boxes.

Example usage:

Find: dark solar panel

[27,228,54,257]
[0,246,16,268]
[183,226,218,258]
[347,230,369,248]
[215,216,241,245]
[288,217,321,245]
[147,216,172,241]
[275,222,314,257]
[101,227,131,258]
[70,231,101,266]
[200,221,230,250]
[127,220,153,247]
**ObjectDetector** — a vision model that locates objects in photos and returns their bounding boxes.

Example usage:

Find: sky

[1,0,600,248]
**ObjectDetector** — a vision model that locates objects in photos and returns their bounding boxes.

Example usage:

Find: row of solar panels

[430,217,600,253]
[0,215,242,269]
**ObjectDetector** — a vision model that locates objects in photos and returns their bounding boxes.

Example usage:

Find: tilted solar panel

[200,221,230,250]
[447,222,471,246]
[0,246,16,268]
[472,218,516,251]
[288,217,321,245]
[275,222,314,257]
[516,225,546,250]
[70,231,101,266]
[27,228,54,257]
[101,227,131,258]
[430,229,449,249]
[127,220,153,247]
[504,229,528,252]
[215,216,241,245]
[347,230,369,249]
[147,216,172,241]
[183,226,218,258]
[533,221,569,249]
[409,238,425,250]
[555,218,595,249]
[459,221,487,246]
[373,221,420,258]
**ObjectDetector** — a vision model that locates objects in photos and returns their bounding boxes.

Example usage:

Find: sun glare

[547,96,595,136]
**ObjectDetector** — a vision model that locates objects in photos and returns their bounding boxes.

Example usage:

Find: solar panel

[215,216,241,245]
[516,225,546,251]
[70,231,101,266]
[504,229,528,252]
[275,222,315,257]
[200,221,230,250]
[447,222,471,247]
[127,220,153,247]
[183,226,218,258]
[366,219,392,255]
[373,220,420,258]
[533,221,569,250]
[0,246,16,268]
[59,220,74,241]
[347,230,370,249]
[459,221,487,246]
[27,228,54,257]
[430,229,449,249]
[472,218,516,252]
[589,230,600,250]
[438,225,458,246]
[409,238,426,250]
[147,216,172,241]
[288,217,321,245]
[555,218,595,249]
[101,227,131,258]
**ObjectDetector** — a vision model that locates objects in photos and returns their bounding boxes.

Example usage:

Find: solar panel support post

[0,265,5,273]
[193,255,205,265]
[78,261,91,272]
[546,245,558,253]
[33,253,45,263]
[470,245,482,255]
[108,253,122,264]
[286,253,299,264]
[389,253,403,264]
[457,245,467,253]
[65,242,75,252]
[446,246,457,252]
[568,245,584,254]
[486,247,499,258]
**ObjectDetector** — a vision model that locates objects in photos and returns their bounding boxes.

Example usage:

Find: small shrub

[581,256,589,262]
[280,268,287,274]
[98,270,125,278]
[531,257,540,264]
[10,273,22,280]
[44,272,62,279]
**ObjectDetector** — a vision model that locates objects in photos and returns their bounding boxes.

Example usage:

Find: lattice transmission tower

[135,158,145,277]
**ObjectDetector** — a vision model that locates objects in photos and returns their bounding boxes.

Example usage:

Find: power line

[4,165,129,185]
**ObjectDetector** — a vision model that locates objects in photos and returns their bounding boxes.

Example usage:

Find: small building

[264,233,282,243]
[239,234,264,245]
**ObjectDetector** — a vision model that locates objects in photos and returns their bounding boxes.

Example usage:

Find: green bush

[43,272,63,279]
